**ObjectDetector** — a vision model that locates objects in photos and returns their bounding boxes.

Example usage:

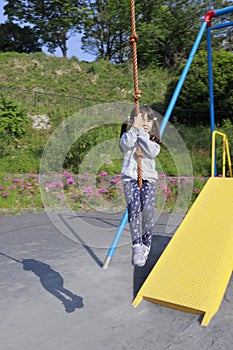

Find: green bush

[166,50,233,111]
[0,95,29,138]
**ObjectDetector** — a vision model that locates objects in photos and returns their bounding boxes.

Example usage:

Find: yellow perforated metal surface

[132,178,233,326]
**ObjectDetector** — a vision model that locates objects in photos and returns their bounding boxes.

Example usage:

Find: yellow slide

[132,177,233,326]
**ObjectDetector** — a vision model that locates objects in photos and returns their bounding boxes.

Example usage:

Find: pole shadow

[58,214,104,267]
[0,252,84,313]
[133,235,171,299]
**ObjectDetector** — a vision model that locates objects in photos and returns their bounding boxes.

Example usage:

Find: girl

[120,105,160,267]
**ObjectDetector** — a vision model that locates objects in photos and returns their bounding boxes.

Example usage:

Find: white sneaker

[132,244,146,267]
[143,244,151,260]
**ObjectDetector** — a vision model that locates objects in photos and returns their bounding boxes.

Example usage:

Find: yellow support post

[211,131,232,177]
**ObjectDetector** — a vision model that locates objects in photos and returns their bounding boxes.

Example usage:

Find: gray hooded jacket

[120,126,160,182]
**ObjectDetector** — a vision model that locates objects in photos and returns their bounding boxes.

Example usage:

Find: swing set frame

[102,4,233,269]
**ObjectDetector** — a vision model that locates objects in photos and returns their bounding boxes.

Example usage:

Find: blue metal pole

[160,21,208,136]
[215,5,233,17]
[207,27,216,176]
[211,21,233,31]
[207,27,215,134]
[102,209,128,269]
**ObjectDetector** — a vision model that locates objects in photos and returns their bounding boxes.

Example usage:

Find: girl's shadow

[22,259,84,313]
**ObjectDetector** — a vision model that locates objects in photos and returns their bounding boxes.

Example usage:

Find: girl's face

[142,113,153,133]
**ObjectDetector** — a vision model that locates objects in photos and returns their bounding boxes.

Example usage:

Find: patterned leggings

[123,180,156,247]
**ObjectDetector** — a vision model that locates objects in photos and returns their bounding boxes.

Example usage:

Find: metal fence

[0,85,108,115]
[170,108,233,126]
[0,85,232,126]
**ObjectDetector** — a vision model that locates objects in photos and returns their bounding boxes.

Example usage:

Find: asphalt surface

[0,211,232,350]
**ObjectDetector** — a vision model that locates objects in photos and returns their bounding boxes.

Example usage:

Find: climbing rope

[130,0,143,189]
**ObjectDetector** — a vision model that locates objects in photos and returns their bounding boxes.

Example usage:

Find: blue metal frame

[102,5,233,269]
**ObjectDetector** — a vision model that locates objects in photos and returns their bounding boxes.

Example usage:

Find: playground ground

[0,210,232,350]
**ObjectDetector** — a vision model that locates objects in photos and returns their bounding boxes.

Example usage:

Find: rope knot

[135,145,143,159]
[129,33,139,44]
[133,90,142,101]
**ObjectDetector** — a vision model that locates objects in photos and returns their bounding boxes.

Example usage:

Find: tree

[165,50,233,111]
[0,22,42,53]
[81,0,232,67]
[4,0,85,58]
[81,0,131,63]
[135,0,232,69]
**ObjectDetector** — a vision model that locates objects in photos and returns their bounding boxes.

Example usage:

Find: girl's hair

[120,105,161,144]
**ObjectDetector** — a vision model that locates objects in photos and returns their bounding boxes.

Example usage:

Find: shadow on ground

[23,259,84,313]
[0,252,84,313]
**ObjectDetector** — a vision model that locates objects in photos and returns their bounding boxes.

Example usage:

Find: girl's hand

[133,113,143,129]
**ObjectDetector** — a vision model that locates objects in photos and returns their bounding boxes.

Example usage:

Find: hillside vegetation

[0,52,171,107]
[0,51,232,180]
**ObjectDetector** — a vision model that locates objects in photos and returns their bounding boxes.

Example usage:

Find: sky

[0,0,95,61]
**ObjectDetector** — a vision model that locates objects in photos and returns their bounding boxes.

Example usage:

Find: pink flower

[193,188,199,193]
[62,171,72,177]
[14,179,24,184]
[111,179,120,184]
[159,183,167,190]
[2,192,9,197]
[67,177,75,184]
[97,188,107,193]
[165,187,171,194]
[83,186,93,195]
[46,183,54,189]
[99,170,108,176]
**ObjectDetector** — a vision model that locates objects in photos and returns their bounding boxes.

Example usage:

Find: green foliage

[166,50,233,110]
[0,51,231,178]
[82,0,131,63]
[82,0,232,67]
[0,173,42,213]
[217,118,233,175]
[64,123,121,172]
[4,0,85,57]
[174,123,211,177]
[3,0,233,67]
[0,95,30,140]
[0,22,42,54]
[220,118,233,149]
[135,0,231,69]
[0,52,170,107]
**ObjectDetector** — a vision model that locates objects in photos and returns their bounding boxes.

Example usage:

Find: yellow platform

[132,177,233,326]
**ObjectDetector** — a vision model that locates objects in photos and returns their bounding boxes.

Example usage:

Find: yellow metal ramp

[132,177,233,326]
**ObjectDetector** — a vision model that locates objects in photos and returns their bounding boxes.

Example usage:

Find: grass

[0,52,171,109]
